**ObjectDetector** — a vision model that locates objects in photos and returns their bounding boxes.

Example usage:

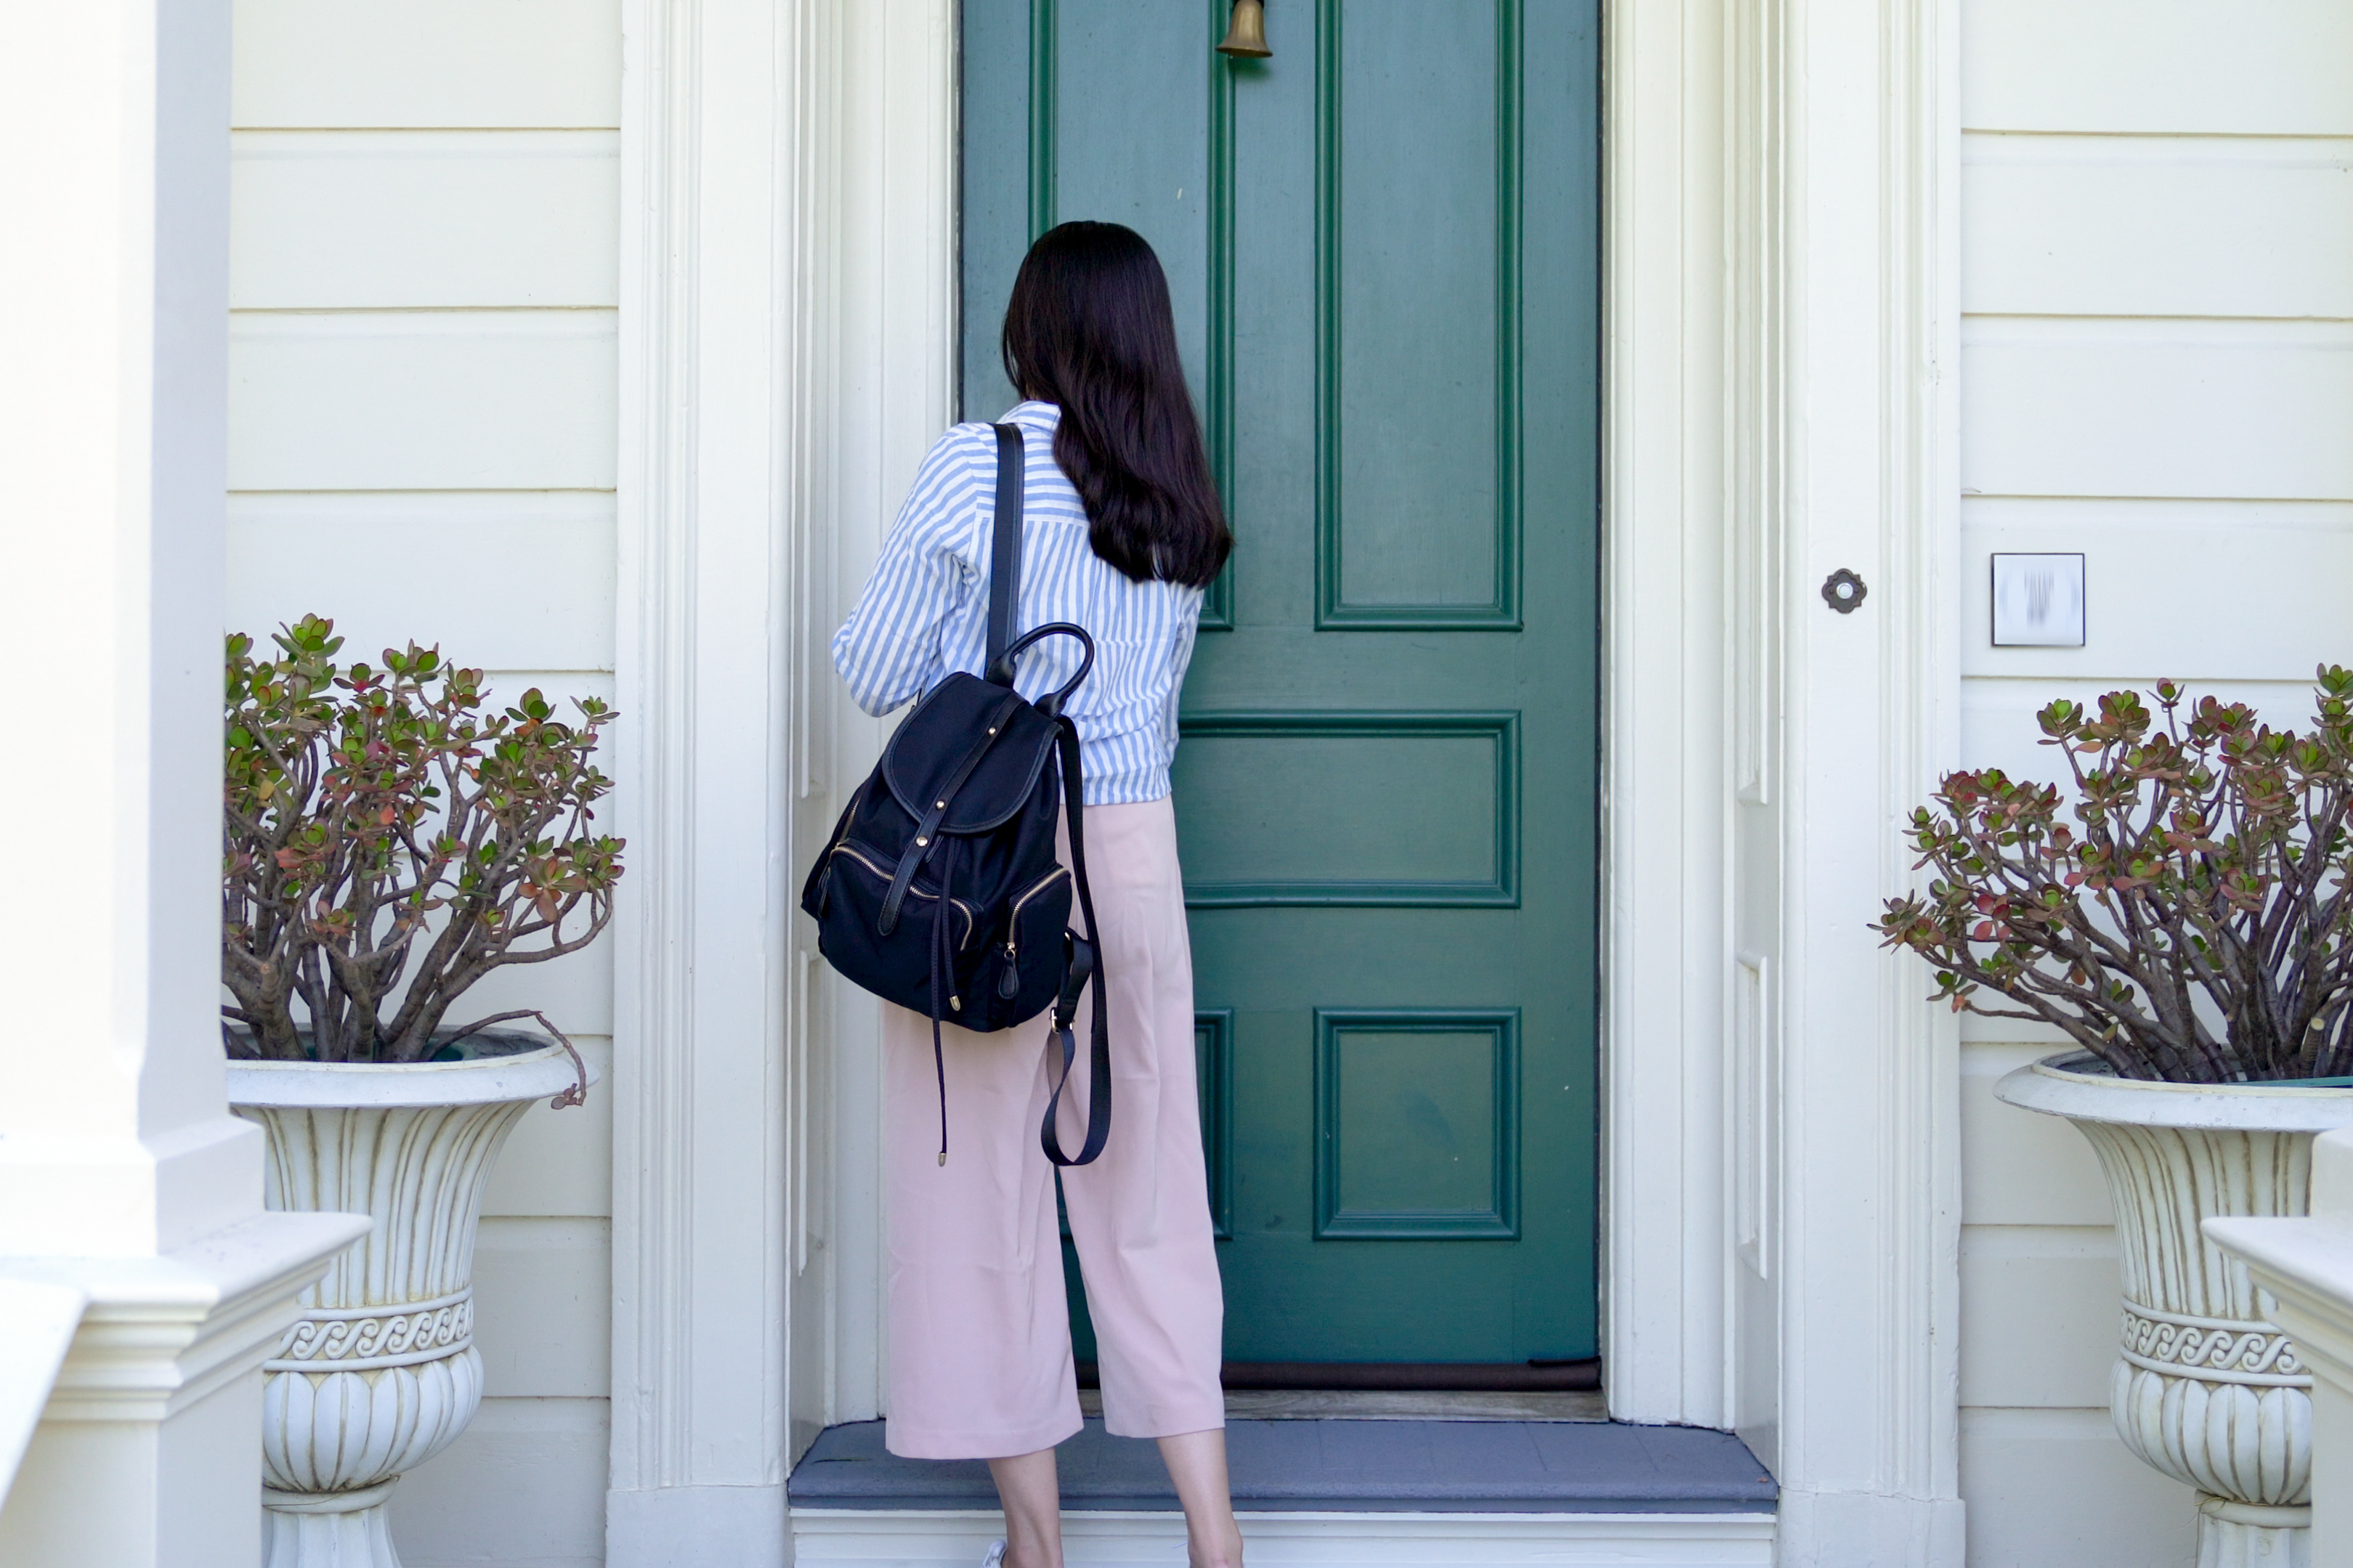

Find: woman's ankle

[1186,1524,1244,1568]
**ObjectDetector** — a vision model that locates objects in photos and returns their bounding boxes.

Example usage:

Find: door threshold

[1077,1387,1607,1421]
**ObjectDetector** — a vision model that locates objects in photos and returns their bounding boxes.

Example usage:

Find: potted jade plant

[220,615,623,1567]
[1879,667,2353,1567]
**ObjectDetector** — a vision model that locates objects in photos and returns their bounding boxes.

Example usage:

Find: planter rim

[227,1041,593,1109]
[1995,1049,2353,1132]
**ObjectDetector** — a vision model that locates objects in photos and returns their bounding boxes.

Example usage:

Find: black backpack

[800,423,1110,1168]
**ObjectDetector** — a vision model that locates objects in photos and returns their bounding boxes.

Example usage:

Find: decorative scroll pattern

[2121,1301,2307,1386]
[270,1291,474,1373]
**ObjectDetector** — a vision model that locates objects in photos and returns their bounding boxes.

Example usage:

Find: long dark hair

[1001,222,1231,589]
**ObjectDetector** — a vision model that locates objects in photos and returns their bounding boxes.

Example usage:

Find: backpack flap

[881,673,1060,832]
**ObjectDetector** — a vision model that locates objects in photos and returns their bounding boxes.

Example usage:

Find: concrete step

[789,1418,1777,1567]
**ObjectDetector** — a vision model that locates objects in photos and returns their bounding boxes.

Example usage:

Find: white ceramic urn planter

[1998,1052,2353,1568]
[227,1033,591,1568]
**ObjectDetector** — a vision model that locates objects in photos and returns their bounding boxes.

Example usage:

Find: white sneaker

[981,1540,1007,1568]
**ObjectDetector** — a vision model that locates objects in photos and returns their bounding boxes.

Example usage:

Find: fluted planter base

[2198,1498,2310,1568]
[1999,1055,2353,1568]
[230,1034,591,1568]
[262,1482,401,1568]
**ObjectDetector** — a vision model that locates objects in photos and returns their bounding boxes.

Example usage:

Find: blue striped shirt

[831,401,1204,805]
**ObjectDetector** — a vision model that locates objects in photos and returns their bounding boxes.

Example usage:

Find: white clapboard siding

[229,310,618,491]
[229,1,621,1562]
[232,132,620,309]
[1959,1409,2197,1568]
[233,0,620,130]
[227,493,617,671]
[471,1217,612,1397]
[1962,135,2353,320]
[1961,1045,2112,1228]
[1961,0,2353,137]
[1960,498,2353,682]
[389,1397,609,1568]
[1962,318,2353,502]
[1959,1227,2126,1408]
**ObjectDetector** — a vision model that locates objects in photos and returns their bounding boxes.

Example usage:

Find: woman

[830,222,1242,1568]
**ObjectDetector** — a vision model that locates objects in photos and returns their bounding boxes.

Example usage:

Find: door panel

[965,0,1599,1370]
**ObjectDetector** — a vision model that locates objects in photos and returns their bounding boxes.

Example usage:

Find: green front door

[963,0,1599,1370]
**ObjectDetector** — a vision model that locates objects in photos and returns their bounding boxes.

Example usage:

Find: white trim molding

[609,0,957,1559]
[609,0,806,1552]
[1603,0,1964,1559]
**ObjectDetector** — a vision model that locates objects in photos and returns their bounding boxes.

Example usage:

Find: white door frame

[605,1,1966,1561]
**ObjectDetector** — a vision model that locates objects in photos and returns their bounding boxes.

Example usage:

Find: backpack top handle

[999,622,1094,718]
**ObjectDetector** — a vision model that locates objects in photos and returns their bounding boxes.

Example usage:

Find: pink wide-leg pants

[880,795,1226,1460]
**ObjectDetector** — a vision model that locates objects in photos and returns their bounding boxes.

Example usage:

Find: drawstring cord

[928,842,955,1165]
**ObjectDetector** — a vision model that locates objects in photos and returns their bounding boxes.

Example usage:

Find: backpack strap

[984,423,1024,686]
[1040,716,1112,1167]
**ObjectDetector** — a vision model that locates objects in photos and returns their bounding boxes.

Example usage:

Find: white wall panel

[230,310,618,490]
[227,492,617,670]
[1961,1044,2112,1228]
[1959,1227,2124,1408]
[1960,498,2353,682]
[233,0,620,129]
[1962,318,2353,502]
[389,1397,609,1568]
[1961,0,2353,137]
[472,1217,612,1398]
[1959,1407,2195,1568]
[232,132,619,309]
[485,1036,614,1219]
[1962,135,2353,320]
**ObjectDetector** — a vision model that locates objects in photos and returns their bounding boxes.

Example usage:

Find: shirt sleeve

[1159,590,1204,759]
[830,427,989,717]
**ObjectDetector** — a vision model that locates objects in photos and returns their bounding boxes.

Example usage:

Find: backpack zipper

[831,842,978,949]
[998,864,1072,988]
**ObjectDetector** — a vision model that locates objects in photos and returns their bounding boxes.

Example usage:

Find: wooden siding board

[233,0,621,129]
[1961,0,2353,137]
[471,1217,613,1398]
[387,1397,609,1568]
[1962,676,2331,794]
[1962,134,2353,320]
[1961,318,2353,502]
[232,131,620,309]
[229,310,619,490]
[226,492,618,671]
[1960,1044,2113,1229]
[1959,1408,2198,1568]
[482,1037,615,1219]
[1958,1228,2125,1409]
[1959,498,2353,682]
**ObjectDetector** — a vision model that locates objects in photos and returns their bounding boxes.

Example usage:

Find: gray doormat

[788,1418,1777,1514]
